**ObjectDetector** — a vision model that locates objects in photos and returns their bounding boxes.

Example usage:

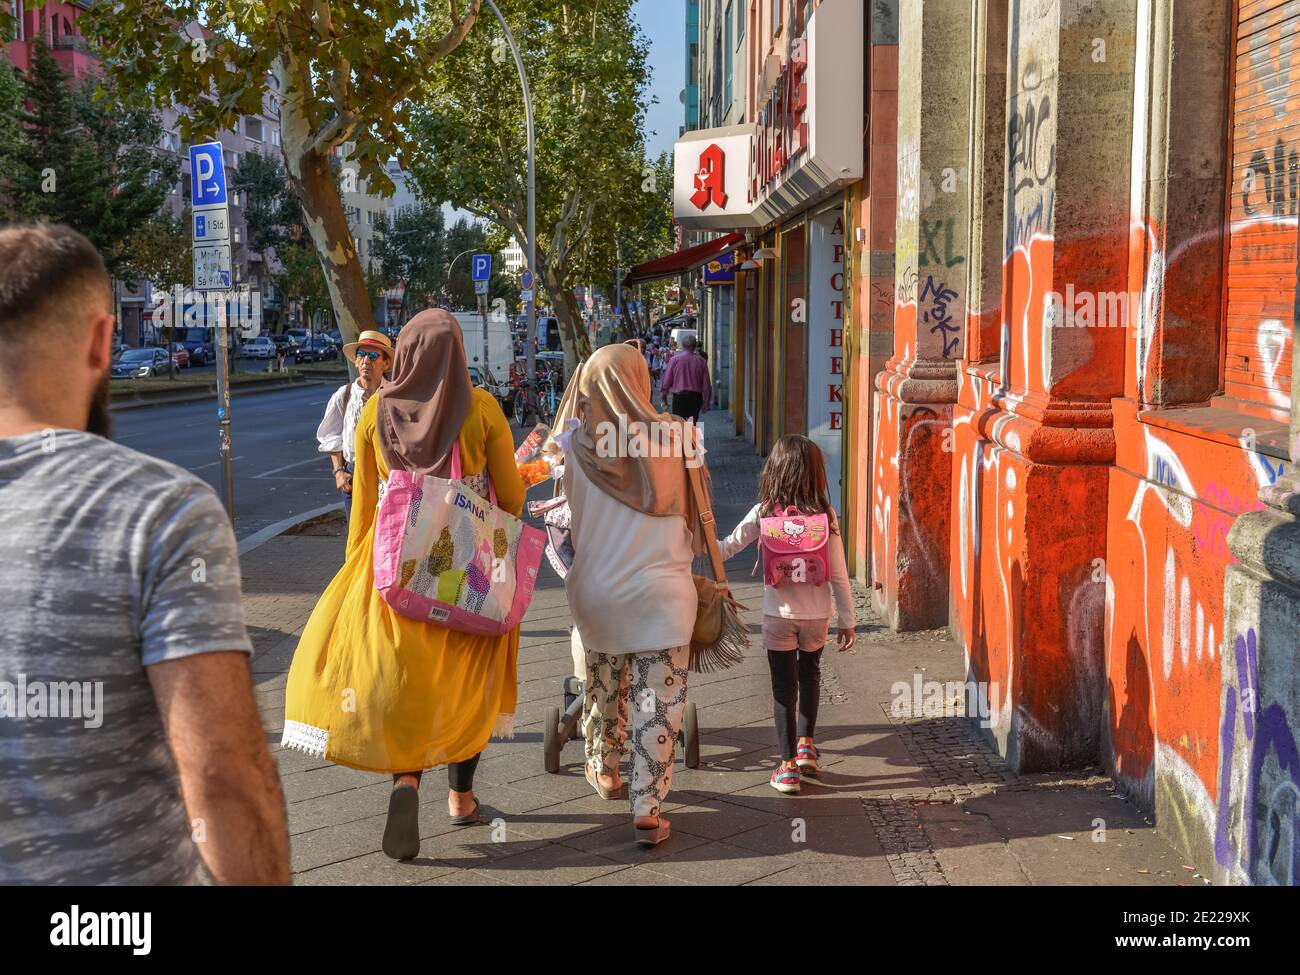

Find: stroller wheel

[543,705,561,773]
[682,702,700,769]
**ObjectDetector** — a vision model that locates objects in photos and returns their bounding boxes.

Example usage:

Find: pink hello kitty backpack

[756,506,831,587]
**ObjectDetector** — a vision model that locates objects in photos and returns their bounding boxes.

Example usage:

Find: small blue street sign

[189,143,228,207]
[471,254,492,282]
[521,267,534,290]
[195,214,207,238]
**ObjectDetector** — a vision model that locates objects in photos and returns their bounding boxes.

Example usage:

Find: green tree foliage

[232,150,300,266]
[11,38,176,275]
[0,52,24,218]
[76,0,482,346]
[373,203,448,316]
[373,208,514,319]
[408,0,651,371]
[120,211,192,290]
[278,240,332,330]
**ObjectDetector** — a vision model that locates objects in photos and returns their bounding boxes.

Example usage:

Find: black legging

[392,752,481,792]
[767,649,823,761]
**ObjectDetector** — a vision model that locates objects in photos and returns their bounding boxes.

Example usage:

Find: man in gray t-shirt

[0,224,289,885]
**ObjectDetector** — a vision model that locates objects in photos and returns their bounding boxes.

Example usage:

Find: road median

[109,369,319,411]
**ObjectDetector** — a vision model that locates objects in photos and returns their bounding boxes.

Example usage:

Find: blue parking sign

[471,254,492,282]
[189,143,227,207]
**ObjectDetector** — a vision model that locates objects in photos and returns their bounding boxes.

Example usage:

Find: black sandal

[449,797,482,827]
[382,784,421,860]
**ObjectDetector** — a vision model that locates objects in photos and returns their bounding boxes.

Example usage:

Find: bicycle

[513,372,561,427]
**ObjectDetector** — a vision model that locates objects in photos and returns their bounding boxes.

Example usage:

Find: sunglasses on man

[355,349,383,361]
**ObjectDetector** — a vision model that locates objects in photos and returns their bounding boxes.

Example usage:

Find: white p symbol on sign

[196,154,215,197]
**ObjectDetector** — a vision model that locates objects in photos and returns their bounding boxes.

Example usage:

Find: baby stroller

[530,495,700,774]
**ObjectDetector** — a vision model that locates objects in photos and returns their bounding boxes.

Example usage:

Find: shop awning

[622,232,745,287]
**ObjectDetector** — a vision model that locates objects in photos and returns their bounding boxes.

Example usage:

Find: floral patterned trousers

[582,643,690,818]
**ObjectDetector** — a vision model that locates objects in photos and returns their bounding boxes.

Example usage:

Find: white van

[669,327,698,349]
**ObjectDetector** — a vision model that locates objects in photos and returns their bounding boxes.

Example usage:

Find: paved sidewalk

[242,410,1206,886]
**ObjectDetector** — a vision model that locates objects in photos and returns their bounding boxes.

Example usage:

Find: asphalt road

[112,382,345,541]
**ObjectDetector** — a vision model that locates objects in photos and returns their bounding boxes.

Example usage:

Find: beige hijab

[376,309,473,478]
[551,343,709,552]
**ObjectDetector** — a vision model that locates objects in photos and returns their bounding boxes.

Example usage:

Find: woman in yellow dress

[282,309,525,861]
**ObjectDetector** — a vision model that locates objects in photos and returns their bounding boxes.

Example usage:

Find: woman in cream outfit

[550,343,708,846]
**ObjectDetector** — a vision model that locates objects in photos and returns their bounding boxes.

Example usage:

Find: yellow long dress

[282,387,526,773]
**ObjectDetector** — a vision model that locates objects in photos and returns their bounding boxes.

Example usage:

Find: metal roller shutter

[1225,0,1299,414]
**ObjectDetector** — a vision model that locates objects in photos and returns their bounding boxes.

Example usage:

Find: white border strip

[237,502,345,556]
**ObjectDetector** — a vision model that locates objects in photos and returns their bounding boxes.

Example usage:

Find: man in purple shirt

[659,336,712,422]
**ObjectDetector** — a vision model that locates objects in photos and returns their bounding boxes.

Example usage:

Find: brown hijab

[557,343,709,551]
[376,309,473,478]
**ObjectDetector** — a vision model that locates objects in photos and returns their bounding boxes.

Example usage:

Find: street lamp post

[484,0,537,425]
[446,246,478,302]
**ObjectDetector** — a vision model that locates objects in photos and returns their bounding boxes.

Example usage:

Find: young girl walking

[718,435,856,794]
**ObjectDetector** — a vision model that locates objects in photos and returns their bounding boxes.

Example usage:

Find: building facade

[5,1,95,81]
[682,0,752,409]
[678,0,867,530]
[866,0,1300,887]
[677,0,1300,885]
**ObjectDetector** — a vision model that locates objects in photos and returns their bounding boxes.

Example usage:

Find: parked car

[469,364,509,405]
[270,334,295,357]
[111,347,171,379]
[296,335,339,363]
[175,328,212,366]
[244,335,278,359]
[285,328,311,349]
[111,343,130,362]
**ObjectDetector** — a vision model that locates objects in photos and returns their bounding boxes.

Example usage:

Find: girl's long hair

[757,434,838,533]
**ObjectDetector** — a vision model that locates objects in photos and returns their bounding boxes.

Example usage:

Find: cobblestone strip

[866,698,1019,885]
[862,795,949,886]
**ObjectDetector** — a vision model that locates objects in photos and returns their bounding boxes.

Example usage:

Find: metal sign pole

[215,303,235,518]
[189,141,235,520]
[479,292,490,378]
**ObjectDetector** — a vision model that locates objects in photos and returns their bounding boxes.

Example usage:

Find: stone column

[870,0,974,630]
[958,0,1137,771]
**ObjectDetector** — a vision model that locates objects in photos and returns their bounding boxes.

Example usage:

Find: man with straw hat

[316,329,394,518]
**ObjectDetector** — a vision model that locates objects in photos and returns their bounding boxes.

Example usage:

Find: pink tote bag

[373,443,546,635]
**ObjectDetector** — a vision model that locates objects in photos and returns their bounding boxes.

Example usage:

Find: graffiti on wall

[1215,627,1300,885]
[920,275,960,358]
[1007,62,1056,252]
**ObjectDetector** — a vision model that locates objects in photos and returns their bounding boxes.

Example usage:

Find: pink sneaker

[770,765,801,794]
[795,743,821,778]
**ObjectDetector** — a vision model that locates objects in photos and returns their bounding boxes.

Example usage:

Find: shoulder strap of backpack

[342,382,351,413]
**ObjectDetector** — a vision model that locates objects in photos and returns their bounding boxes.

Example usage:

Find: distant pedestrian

[284,309,525,861]
[659,336,711,421]
[316,329,394,520]
[716,434,856,795]
[554,343,708,847]
[0,223,290,884]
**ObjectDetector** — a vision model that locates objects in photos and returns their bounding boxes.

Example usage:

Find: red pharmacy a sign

[690,144,728,210]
